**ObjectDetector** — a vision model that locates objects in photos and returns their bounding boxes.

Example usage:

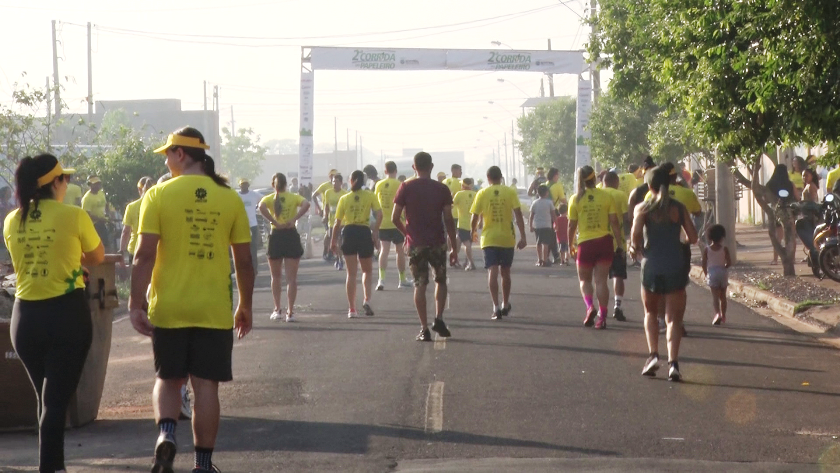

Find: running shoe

[613,307,626,322]
[642,354,659,376]
[416,328,432,341]
[285,313,296,323]
[376,280,385,291]
[500,304,512,317]
[431,318,451,337]
[334,260,340,270]
[269,310,282,321]
[668,361,682,382]
[338,259,345,270]
[179,385,192,421]
[151,431,177,473]
[658,317,666,333]
[583,308,597,327]
[398,279,412,289]
[712,313,722,326]
[595,316,607,329]
[491,308,503,320]
[362,302,375,316]
[347,310,358,319]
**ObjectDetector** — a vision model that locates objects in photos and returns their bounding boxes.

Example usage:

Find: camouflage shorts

[408,244,448,287]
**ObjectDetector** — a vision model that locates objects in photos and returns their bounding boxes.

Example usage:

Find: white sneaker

[398,279,411,289]
[180,384,192,420]
[270,310,282,320]
[376,280,385,291]
[347,310,358,319]
[285,313,295,322]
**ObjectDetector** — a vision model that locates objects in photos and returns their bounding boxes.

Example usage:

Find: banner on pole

[574,78,592,178]
[311,47,447,71]
[299,70,315,185]
[446,50,585,74]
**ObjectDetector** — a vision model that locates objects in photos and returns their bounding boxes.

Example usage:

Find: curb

[688,265,797,317]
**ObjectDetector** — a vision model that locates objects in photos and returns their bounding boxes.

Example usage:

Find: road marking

[662,437,685,441]
[434,334,446,350]
[425,381,444,433]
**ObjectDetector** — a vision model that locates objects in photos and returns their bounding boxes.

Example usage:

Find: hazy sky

[0,0,602,177]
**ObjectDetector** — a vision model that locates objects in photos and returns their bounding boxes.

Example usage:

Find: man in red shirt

[393,152,458,341]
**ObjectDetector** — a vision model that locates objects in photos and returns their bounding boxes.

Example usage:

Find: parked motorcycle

[818,193,840,282]
[792,197,823,278]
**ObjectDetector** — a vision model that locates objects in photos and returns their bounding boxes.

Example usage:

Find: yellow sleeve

[687,191,701,214]
[138,188,161,235]
[230,196,252,244]
[293,193,305,209]
[568,196,578,221]
[335,195,346,221]
[81,193,91,212]
[370,192,382,211]
[315,182,330,195]
[469,190,482,215]
[828,172,837,193]
[78,208,101,252]
[122,203,132,226]
[259,194,272,208]
[607,192,617,215]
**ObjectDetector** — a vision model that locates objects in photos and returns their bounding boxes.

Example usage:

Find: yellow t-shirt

[470,184,521,248]
[3,200,100,301]
[335,190,381,227]
[452,190,477,230]
[323,188,348,226]
[315,181,332,196]
[828,168,840,194]
[568,188,617,244]
[549,181,567,207]
[64,183,83,207]
[618,173,637,196]
[644,185,702,214]
[603,187,629,250]
[122,198,142,255]
[375,178,401,230]
[138,175,251,330]
[81,190,107,219]
[443,177,462,217]
[789,172,804,190]
[259,192,306,229]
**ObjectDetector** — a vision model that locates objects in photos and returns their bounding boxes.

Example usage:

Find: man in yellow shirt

[313,169,338,260]
[618,164,638,196]
[603,172,630,322]
[128,127,253,473]
[546,167,567,263]
[375,161,410,289]
[470,166,527,320]
[442,164,464,259]
[323,174,349,269]
[81,176,111,250]
[62,169,82,206]
[453,178,477,270]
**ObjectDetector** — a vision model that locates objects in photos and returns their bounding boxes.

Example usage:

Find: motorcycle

[790,195,824,278]
[818,193,840,282]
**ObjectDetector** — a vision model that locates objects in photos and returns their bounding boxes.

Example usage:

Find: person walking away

[237,178,263,275]
[443,164,464,263]
[312,169,338,261]
[392,151,457,341]
[331,170,383,318]
[546,168,567,262]
[375,161,410,290]
[630,164,698,381]
[618,164,638,196]
[702,224,731,326]
[568,166,622,329]
[363,164,380,190]
[470,166,527,320]
[259,173,310,322]
[82,175,111,250]
[529,185,556,267]
[767,164,796,265]
[129,127,254,473]
[555,204,570,265]
[323,174,348,270]
[120,177,154,266]
[527,167,547,196]
[452,178,477,270]
[62,170,82,206]
[5,154,104,473]
[603,172,630,321]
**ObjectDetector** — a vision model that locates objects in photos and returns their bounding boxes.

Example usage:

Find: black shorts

[341,225,374,258]
[379,228,405,244]
[268,228,304,260]
[609,249,628,279]
[152,327,233,382]
[457,228,472,242]
[484,246,514,269]
[535,228,555,246]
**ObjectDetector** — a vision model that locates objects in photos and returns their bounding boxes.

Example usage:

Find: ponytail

[350,170,366,192]
[576,165,596,201]
[15,154,58,230]
[271,173,287,217]
[644,165,672,215]
[170,126,229,188]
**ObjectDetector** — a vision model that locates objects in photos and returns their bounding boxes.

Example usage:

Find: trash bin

[0,256,120,431]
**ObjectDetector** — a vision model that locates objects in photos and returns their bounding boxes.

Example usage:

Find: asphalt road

[3,246,840,472]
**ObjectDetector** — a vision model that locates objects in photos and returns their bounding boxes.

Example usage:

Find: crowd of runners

[3,125,722,472]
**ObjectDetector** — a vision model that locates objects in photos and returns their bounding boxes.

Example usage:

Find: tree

[591,0,840,276]
[263,138,297,155]
[516,97,576,179]
[587,90,660,169]
[220,127,267,181]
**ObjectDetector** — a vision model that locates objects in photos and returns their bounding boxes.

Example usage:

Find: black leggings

[10,289,92,473]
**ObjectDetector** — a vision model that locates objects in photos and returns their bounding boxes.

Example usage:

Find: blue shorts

[483,247,514,269]
[457,228,472,242]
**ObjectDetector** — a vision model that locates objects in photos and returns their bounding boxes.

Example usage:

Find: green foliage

[263,138,297,155]
[221,127,266,181]
[587,90,660,169]
[516,97,576,177]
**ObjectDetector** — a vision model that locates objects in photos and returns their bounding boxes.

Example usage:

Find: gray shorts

[707,266,728,289]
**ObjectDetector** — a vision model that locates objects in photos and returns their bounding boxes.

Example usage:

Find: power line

[0,1,290,13]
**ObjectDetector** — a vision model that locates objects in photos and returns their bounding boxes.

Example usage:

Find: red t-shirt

[393,177,453,247]
[554,215,569,243]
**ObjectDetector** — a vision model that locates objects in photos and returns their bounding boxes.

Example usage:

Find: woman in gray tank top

[629,165,697,382]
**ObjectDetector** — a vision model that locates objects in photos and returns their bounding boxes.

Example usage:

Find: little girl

[702,224,731,325]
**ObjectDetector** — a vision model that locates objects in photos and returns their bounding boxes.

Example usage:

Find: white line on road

[434,334,446,350]
[662,438,685,441]
[425,381,444,433]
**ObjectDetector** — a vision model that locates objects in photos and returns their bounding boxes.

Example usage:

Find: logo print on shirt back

[385,183,389,188]
[588,194,595,202]
[494,190,499,196]
[195,188,208,202]
[354,195,360,201]
[30,209,42,221]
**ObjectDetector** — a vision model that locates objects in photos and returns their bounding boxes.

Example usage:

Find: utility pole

[334,117,338,151]
[511,120,516,182]
[539,78,545,98]
[547,39,555,98]
[590,0,601,102]
[230,106,235,135]
[497,141,501,172]
[504,133,509,179]
[346,129,349,151]
[203,81,207,111]
[51,20,60,118]
[715,149,737,263]
[46,77,52,151]
[360,136,364,165]
[356,131,359,168]
[86,22,93,122]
